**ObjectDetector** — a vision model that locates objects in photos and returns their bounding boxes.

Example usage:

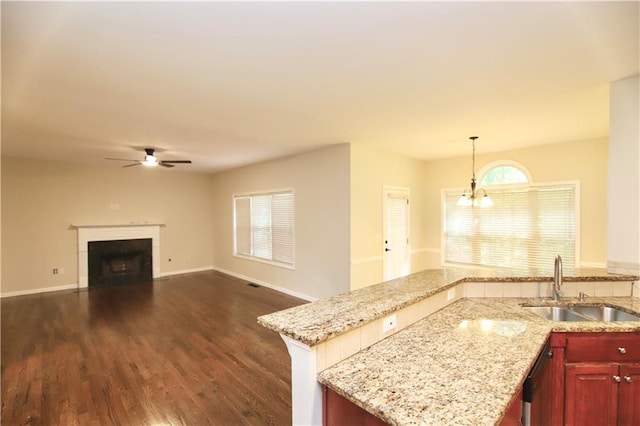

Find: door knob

[618,347,627,354]
[385,248,391,252]
[613,375,621,383]
[625,376,632,383]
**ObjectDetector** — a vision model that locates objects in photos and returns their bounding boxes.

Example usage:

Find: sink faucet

[553,255,564,301]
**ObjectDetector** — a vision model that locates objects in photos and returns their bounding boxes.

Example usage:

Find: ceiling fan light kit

[105,148,192,168]
[142,153,159,167]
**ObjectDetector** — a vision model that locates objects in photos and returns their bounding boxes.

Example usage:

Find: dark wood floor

[1,271,306,425]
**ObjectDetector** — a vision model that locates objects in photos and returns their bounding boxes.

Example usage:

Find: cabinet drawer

[566,333,640,362]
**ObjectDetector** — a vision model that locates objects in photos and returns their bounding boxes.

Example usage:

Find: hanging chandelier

[456,136,494,208]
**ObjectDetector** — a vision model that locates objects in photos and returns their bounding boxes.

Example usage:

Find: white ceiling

[2,1,638,173]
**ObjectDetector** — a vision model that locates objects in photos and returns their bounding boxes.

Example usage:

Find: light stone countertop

[258,267,638,346]
[317,297,640,426]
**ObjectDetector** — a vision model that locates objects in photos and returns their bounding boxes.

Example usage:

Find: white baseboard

[212,266,317,302]
[0,266,215,298]
[1,284,78,298]
[351,256,382,266]
[158,266,215,277]
[0,266,317,303]
[351,248,441,267]
[410,247,441,254]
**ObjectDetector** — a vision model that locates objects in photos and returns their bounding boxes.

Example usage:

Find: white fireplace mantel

[73,223,163,289]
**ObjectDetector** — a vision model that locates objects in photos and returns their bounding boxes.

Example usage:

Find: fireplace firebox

[88,238,152,286]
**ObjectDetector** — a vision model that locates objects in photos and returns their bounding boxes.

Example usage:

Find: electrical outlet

[447,288,456,301]
[382,314,397,333]
[52,268,58,274]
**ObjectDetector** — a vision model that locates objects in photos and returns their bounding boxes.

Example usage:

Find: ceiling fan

[105,148,192,168]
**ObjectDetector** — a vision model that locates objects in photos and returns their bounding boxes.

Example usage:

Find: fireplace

[73,224,162,289]
[88,238,152,286]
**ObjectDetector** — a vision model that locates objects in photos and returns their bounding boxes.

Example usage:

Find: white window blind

[233,190,294,267]
[443,183,577,270]
[271,193,294,264]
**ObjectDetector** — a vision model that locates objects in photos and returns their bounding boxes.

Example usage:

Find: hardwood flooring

[1,271,306,425]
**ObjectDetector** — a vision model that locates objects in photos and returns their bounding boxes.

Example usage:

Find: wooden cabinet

[618,364,640,426]
[323,333,640,426]
[499,388,523,426]
[562,333,640,426]
[564,363,619,425]
[522,338,556,426]
[529,354,555,426]
[565,333,640,363]
[548,332,566,426]
[323,386,388,426]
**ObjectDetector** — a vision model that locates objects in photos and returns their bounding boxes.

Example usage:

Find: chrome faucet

[553,255,563,301]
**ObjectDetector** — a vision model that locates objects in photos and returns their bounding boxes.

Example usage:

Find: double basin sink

[524,304,640,322]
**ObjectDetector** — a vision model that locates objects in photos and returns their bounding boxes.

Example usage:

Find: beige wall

[608,75,639,273]
[0,137,613,298]
[210,144,351,301]
[350,143,428,289]
[424,137,609,268]
[1,157,214,295]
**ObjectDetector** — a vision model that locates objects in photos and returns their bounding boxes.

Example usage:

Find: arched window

[443,160,578,270]
[478,161,531,186]
[480,165,528,186]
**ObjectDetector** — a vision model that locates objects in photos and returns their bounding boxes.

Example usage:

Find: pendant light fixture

[457,136,494,207]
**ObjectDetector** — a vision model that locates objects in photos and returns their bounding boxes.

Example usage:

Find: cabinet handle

[625,376,632,383]
[618,347,627,354]
[613,375,622,382]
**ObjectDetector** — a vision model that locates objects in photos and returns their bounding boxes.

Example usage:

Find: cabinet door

[564,363,618,426]
[619,364,640,426]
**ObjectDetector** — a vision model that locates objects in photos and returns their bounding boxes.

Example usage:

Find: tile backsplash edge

[316,280,638,372]
[465,280,634,298]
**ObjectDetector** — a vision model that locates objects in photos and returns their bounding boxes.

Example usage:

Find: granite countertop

[258,267,638,346]
[317,297,640,426]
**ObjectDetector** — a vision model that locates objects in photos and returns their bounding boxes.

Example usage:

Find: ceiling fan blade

[105,157,137,162]
[108,149,188,169]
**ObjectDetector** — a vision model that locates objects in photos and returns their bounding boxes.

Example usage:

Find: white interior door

[383,187,410,281]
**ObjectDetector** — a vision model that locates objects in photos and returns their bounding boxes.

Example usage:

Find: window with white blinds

[233,190,294,268]
[443,183,578,270]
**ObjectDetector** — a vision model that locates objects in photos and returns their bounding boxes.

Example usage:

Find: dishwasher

[522,339,553,426]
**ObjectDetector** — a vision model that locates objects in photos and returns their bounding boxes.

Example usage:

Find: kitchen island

[258,268,640,425]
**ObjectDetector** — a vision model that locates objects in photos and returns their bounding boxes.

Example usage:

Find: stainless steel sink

[568,306,640,322]
[523,305,640,322]
[523,306,591,322]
